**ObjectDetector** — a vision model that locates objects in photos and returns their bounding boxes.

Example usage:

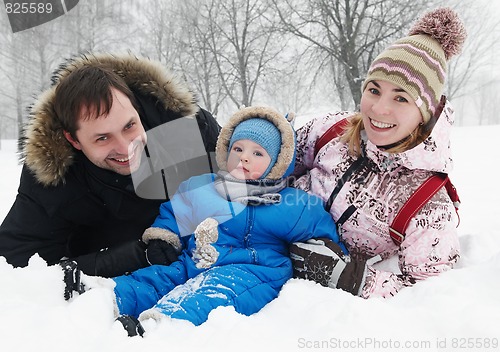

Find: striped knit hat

[363,8,466,123]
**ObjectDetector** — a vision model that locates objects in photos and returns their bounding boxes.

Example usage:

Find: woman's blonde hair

[341,113,432,156]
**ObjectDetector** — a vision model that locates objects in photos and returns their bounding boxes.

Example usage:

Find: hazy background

[0,0,499,144]
[0,3,499,349]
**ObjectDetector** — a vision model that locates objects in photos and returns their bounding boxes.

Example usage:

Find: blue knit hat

[228,118,282,178]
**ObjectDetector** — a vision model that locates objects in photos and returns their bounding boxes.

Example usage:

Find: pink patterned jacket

[292,100,460,298]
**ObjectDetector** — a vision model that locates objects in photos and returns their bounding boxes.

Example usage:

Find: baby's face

[227,139,271,180]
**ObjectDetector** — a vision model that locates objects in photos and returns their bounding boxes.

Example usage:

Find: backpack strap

[389,173,460,245]
[312,119,461,247]
[314,118,350,158]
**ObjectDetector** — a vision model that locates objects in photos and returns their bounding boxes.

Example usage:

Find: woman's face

[360,80,423,147]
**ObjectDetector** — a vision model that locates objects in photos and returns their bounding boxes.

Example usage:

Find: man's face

[64,88,147,176]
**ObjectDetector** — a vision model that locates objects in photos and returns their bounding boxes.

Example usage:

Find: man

[0,53,220,277]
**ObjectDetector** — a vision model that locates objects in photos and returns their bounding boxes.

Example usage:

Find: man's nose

[114,135,131,155]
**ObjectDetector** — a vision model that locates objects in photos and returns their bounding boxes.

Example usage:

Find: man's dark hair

[53,64,138,139]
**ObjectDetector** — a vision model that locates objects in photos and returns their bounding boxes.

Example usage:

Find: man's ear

[63,130,82,150]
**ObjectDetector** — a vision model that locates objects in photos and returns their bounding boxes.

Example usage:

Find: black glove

[290,238,377,296]
[74,239,180,278]
[59,259,86,300]
[145,239,179,266]
[75,240,149,277]
[116,314,145,337]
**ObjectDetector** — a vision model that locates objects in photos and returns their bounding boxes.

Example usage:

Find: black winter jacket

[0,53,220,277]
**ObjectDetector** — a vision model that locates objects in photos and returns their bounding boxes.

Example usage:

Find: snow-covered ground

[0,123,499,352]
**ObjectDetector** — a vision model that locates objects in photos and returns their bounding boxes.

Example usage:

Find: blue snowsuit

[113,173,344,325]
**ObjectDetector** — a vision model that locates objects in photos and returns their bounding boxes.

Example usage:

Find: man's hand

[145,239,179,266]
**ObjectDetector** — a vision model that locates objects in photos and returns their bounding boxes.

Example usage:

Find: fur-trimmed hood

[215,106,296,180]
[21,52,199,186]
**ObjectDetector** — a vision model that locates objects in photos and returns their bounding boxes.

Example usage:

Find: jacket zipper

[244,206,257,263]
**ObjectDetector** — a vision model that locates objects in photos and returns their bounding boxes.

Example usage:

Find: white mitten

[192,218,219,269]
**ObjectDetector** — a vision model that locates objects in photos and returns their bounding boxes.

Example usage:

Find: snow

[0,123,499,352]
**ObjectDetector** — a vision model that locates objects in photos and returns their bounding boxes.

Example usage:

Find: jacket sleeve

[286,191,347,254]
[0,167,151,277]
[75,178,205,277]
[360,196,460,298]
[73,239,149,277]
[0,167,71,267]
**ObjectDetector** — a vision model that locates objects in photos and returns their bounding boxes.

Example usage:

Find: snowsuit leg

[113,259,189,318]
[144,262,291,326]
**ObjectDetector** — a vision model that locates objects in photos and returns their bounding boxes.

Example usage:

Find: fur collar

[20,52,198,186]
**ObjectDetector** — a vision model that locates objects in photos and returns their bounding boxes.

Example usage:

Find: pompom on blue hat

[229,118,282,178]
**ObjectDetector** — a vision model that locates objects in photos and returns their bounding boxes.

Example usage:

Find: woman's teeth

[371,119,395,129]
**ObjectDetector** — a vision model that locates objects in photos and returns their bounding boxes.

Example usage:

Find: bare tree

[169,0,226,116]
[194,0,289,109]
[0,30,48,141]
[444,1,500,101]
[137,0,185,66]
[0,0,141,141]
[469,79,500,126]
[261,41,349,114]
[271,0,432,107]
[56,0,139,54]
[2,0,498,133]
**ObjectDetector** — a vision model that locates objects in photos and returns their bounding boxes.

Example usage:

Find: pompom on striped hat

[363,8,467,123]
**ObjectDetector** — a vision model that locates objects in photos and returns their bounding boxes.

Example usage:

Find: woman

[290,8,466,298]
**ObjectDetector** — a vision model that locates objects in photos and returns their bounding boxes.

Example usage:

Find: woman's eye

[395,96,409,103]
[369,88,380,95]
